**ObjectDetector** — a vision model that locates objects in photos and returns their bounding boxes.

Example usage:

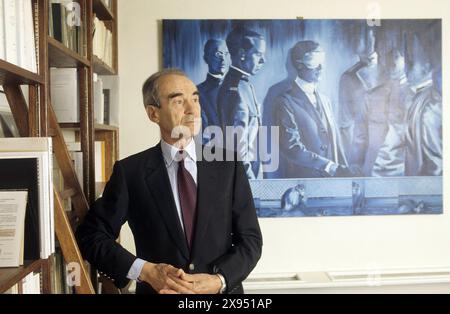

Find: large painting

[163,19,443,217]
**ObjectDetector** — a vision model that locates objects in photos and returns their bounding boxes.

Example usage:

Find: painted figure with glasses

[274,41,358,178]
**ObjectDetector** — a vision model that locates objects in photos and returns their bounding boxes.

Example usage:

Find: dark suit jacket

[76,143,262,294]
[274,82,347,178]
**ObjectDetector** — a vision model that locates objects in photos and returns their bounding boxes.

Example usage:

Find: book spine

[51,3,62,42]
[4,0,18,65]
[16,0,26,70]
[0,0,5,60]
[47,138,55,255]
[32,0,39,72]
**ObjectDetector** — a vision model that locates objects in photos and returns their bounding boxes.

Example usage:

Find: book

[50,68,80,123]
[93,74,104,124]
[0,190,28,268]
[51,3,62,42]
[3,0,18,66]
[93,16,113,67]
[101,76,119,126]
[0,0,5,60]
[0,138,55,260]
[103,89,110,125]
[1,0,37,72]
[23,0,37,72]
[95,141,106,183]
[22,271,41,294]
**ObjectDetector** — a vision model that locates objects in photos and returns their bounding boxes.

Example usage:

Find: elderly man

[274,41,356,178]
[76,69,262,294]
[217,26,266,179]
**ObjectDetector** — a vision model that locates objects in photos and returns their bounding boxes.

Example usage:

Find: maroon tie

[177,152,197,250]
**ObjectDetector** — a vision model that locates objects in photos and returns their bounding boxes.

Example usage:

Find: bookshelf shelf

[48,37,91,68]
[0,260,43,294]
[60,123,119,132]
[93,0,114,21]
[93,56,116,75]
[0,59,44,85]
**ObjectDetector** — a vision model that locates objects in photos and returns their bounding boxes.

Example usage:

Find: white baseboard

[243,267,450,294]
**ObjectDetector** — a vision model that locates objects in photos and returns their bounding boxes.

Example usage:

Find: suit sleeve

[421,102,442,175]
[276,97,332,174]
[212,158,263,293]
[76,161,137,288]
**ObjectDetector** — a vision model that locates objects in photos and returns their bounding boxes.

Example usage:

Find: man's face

[298,64,323,83]
[297,49,325,83]
[241,38,266,75]
[147,75,202,144]
[205,41,230,75]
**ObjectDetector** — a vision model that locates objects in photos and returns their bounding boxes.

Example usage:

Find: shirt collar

[295,76,317,95]
[161,138,197,167]
[208,72,225,80]
[230,65,251,77]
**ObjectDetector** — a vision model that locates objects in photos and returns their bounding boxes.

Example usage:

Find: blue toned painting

[163,19,443,217]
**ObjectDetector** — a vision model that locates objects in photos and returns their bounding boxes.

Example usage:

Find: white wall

[117,0,450,275]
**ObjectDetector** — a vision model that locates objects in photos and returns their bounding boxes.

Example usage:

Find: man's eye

[173,99,184,105]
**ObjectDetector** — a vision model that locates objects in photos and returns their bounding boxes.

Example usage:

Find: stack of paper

[0,138,55,261]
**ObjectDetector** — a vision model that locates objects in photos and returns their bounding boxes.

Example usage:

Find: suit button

[320,145,328,151]
[189,263,195,271]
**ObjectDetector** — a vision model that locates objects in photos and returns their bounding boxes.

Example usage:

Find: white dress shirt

[295,76,318,108]
[127,139,198,281]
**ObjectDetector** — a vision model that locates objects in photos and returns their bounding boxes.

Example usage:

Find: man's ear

[146,105,160,124]
[294,62,303,73]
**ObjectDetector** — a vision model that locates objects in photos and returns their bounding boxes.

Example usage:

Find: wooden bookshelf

[1,0,120,294]
[60,123,119,132]
[0,260,43,294]
[93,55,116,75]
[48,37,91,68]
[0,59,44,85]
[93,0,114,20]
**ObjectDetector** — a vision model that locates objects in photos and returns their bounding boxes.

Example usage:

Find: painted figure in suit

[198,39,230,130]
[405,67,442,176]
[217,26,266,179]
[274,41,356,179]
[76,69,262,294]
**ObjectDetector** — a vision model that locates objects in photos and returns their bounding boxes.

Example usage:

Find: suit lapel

[290,83,328,131]
[144,144,190,260]
[191,157,218,259]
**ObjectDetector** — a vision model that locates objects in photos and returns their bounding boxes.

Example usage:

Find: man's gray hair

[142,68,188,108]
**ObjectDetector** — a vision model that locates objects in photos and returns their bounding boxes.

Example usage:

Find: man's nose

[184,98,198,112]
